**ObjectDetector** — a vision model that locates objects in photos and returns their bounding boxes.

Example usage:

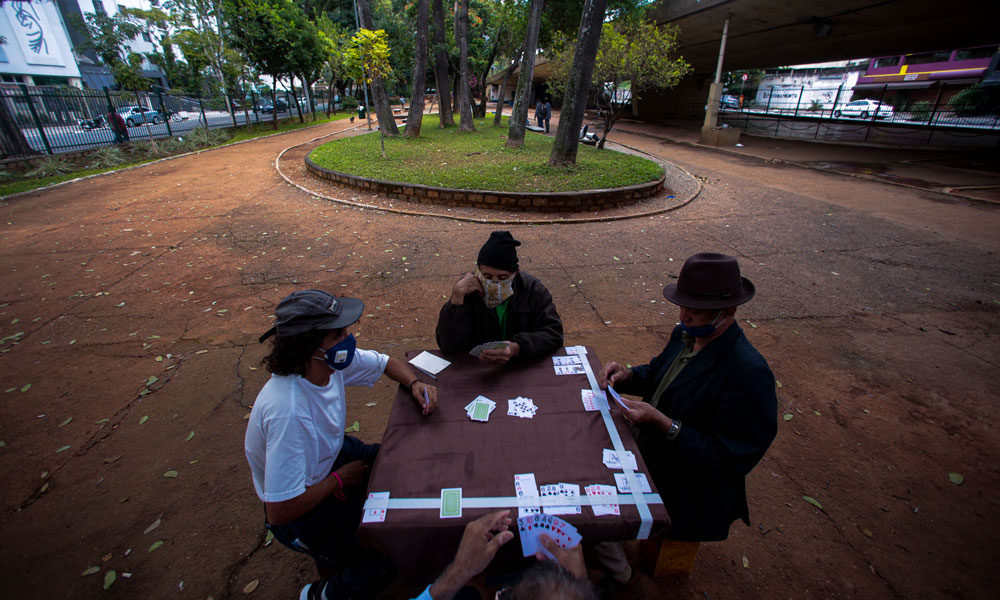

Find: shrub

[26,157,71,178]
[86,146,127,169]
[807,99,823,112]
[909,100,933,118]
[342,96,359,109]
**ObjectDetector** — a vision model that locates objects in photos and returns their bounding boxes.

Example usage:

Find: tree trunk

[404,0,430,137]
[431,0,454,127]
[456,0,474,131]
[505,0,544,148]
[271,76,279,130]
[327,80,335,117]
[493,47,522,126]
[289,84,304,123]
[474,25,502,119]
[548,0,607,166]
[356,0,399,135]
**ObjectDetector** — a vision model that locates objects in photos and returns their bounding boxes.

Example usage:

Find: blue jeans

[268,436,393,597]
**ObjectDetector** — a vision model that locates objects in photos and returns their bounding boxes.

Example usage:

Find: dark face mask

[679,311,725,338]
[316,334,356,370]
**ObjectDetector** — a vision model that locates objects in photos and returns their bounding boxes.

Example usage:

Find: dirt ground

[0,116,998,600]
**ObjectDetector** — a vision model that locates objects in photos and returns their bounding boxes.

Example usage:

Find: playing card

[565,346,587,355]
[607,385,631,411]
[362,491,389,523]
[554,364,586,375]
[586,484,620,516]
[581,389,600,411]
[614,472,652,494]
[471,400,491,421]
[514,473,540,517]
[440,488,462,518]
[519,513,580,559]
[542,483,581,515]
[552,355,583,366]
[602,448,639,471]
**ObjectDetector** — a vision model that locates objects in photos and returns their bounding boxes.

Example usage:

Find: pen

[413,365,438,380]
[422,387,430,408]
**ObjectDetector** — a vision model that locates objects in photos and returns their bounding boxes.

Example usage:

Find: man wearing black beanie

[436,231,564,364]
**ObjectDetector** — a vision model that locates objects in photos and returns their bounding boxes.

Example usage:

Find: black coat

[436,272,564,361]
[617,323,777,541]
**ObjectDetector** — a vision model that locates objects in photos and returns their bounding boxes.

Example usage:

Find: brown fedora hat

[662,252,755,309]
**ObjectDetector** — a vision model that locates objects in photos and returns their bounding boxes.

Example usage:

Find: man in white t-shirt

[246,289,438,598]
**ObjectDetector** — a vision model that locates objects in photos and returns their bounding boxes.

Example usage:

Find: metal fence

[706,83,1000,148]
[0,84,342,161]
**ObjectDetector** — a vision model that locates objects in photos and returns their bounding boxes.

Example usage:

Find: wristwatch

[666,418,682,441]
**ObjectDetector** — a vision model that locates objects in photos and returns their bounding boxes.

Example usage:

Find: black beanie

[477,231,521,272]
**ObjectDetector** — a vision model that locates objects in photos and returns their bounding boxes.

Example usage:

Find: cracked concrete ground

[0,117,998,600]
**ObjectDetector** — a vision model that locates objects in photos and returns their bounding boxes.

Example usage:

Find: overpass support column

[701,15,740,146]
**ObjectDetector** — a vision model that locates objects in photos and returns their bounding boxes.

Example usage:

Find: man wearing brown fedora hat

[599,252,778,545]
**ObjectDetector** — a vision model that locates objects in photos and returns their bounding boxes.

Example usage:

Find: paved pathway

[0,117,997,599]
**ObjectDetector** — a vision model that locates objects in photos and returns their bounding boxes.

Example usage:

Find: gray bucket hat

[258,289,363,342]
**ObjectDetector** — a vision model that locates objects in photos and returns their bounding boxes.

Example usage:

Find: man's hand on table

[536,534,587,580]
[430,510,514,600]
[598,361,632,388]
[479,341,519,365]
[411,381,438,415]
[449,272,483,305]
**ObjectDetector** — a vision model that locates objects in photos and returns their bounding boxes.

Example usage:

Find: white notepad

[408,351,451,376]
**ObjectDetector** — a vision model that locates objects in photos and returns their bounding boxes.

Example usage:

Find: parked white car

[833,99,894,120]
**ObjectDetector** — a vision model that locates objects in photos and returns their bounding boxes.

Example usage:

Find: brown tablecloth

[357,347,669,582]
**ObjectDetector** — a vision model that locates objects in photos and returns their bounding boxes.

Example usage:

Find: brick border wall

[304,155,665,212]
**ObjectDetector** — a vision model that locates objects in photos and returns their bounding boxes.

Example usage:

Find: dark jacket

[436,271,564,361]
[617,323,777,541]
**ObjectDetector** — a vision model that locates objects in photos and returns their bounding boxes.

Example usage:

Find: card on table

[514,473,541,517]
[614,472,652,494]
[466,395,496,422]
[602,448,639,471]
[362,491,390,523]
[507,396,537,418]
[440,488,462,518]
[565,345,587,355]
[552,355,583,366]
[554,364,586,376]
[580,389,608,412]
[541,483,582,515]
[585,484,621,517]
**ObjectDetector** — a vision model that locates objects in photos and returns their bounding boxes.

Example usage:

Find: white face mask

[476,266,515,309]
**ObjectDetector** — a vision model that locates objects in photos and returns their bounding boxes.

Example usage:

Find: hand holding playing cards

[537,534,587,580]
[599,361,632,388]
[431,511,514,600]
[411,381,438,415]
[619,396,670,429]
[450,272,484,305]
[480,341,519,364]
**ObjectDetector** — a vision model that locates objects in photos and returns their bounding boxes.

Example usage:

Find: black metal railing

[0,85,342,161]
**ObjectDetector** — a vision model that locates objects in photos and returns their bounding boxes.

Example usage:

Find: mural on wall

[4,0,66,67]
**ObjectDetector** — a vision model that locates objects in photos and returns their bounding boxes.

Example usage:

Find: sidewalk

[596,116,1000,203]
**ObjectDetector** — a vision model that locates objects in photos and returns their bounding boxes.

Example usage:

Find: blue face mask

[317,334,356,370]
[679,311,725,338]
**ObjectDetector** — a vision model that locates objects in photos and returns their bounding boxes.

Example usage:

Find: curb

[275,136,702,225]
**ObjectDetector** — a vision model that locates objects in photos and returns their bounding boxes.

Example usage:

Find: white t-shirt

[245,348,389,503]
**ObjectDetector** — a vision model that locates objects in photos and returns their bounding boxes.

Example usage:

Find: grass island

[307,115,664,194]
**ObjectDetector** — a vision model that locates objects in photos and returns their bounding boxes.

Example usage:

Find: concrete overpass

[638,0,998,123]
